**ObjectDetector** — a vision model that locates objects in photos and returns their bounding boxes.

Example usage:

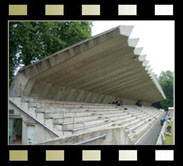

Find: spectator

[160,118,164,126]
[167,119,171,123]
[160,116,167,126]
[166,125,171,133]
[163,117,167,121]
[112,99,118,104]
[120,99,123,106]
[117,99,123,107]
[135,99,142,107]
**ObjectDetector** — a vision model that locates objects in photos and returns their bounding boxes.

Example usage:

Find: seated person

[135,100,142,107]
[166,125,171,133]
[117,99,123,106]
[112,99,118,105]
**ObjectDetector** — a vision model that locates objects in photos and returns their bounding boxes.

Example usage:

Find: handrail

[9,99,60,137]
[74,133,106,145]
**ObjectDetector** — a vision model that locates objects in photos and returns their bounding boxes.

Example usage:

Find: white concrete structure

[9,97,164,145]
[9,26,166,145]
[10,26,165,105]
[9,99,59,144]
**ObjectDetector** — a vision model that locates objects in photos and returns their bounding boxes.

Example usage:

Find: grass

[164,121,174,145]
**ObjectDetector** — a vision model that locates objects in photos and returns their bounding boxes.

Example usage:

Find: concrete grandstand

[9,25,166,145]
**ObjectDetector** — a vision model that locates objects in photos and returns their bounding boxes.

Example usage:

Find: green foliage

[152,70,174,111]
[9,21,92,84]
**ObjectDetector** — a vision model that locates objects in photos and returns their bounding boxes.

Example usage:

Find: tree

[9,22,92,84]
[152,70,174,111]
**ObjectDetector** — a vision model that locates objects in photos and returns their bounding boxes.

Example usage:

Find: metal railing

[74,133,106,145]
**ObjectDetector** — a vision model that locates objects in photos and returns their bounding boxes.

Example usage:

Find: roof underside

[10,26,166,104]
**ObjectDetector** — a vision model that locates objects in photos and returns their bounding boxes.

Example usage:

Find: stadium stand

[9,96,164,144]
[9,26,166,145]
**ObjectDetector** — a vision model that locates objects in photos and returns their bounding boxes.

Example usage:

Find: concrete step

[130,112,145,116]
[71,121,113,134]
[140,115,151,120]
[62,113,132,130]
[19,102,29,112]
[129,122,152,144]
[21,97,35,103]
[53,125,64,136]
[45,119,53,130]
[36,113,44,123]
[28,107,36,118]
[126,121,146,132]
[10,97,21,106]
[135,113,148,118]
[28,102,116,109]
[44,110,127,118]
[45,112,94,117]
[64,116,137,134]
[53,115,101,124]
[106,114,132,120]
[131,122,150,136]
[52,112,130,124]
[144,117,156,123]
[54,124,63,131]
[35,107,121,113]
[122,119,141,128]
[115,116,137,126]
[25,97,115,106]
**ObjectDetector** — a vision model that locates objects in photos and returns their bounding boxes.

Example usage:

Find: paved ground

[136,115,165,145]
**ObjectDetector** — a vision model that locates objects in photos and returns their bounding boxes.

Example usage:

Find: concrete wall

[9,102,58,144]
[156,118,167,145]
[36,127,133,145]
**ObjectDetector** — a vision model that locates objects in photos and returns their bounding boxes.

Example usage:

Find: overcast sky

[91,21,174,76]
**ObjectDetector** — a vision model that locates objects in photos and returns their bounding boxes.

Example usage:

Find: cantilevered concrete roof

[10,26,166,104]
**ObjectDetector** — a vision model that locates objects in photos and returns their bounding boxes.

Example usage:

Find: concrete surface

[136,115,164,145]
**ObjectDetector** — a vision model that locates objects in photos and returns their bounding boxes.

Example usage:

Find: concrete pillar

[76,90,85,102]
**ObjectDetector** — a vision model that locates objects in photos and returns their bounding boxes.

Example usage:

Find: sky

[91,21,174,76]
